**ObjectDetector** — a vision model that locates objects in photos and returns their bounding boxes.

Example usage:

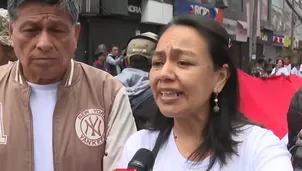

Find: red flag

[238,69,302,139]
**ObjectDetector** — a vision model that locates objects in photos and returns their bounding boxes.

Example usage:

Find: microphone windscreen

[128,148,155,170]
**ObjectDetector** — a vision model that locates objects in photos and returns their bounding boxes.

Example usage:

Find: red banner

[238,69,302,139]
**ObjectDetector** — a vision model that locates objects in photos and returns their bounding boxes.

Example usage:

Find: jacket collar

[13,59,80,87]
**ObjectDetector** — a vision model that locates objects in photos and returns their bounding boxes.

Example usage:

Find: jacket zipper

[52,88,60,171]
[26,87,34,171]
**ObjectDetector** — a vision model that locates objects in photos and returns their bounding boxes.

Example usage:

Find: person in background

[93,44,108,66]
[284,56,292,73]
[115,32,158,130]
[119,15,292,171]
[266,58,274,75]
[291,57,302,77]
[291,63,302,77]
[251,58,268,78]
[93,51,109,71]
[271,59,290,76]
[0,8,16,66]
[0,0,136,171]
[106,45,124,76]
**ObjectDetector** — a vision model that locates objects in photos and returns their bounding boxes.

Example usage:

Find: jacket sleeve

[106,55,123,66]
[103,87,137,171]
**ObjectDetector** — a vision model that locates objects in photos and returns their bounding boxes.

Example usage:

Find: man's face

[8,1,80,84]
[283,57,290,65]
[112,47,119,56]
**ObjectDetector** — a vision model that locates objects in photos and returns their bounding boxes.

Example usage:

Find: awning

[237,20,248,29]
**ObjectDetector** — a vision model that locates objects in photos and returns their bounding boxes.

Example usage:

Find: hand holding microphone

[115,148,155,171]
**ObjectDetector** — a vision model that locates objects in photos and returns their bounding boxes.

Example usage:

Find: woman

[271,59,289,76]
[93,44,108,66]
[93,51,109,71]
[119,15,292,170]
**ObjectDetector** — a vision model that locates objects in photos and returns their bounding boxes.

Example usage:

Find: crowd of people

[251,56,301,78]
[0,0,301,171]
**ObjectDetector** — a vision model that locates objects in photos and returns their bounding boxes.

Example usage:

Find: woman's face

[277,60,283,67]
[150,25,228,118]
[98,55,106,63]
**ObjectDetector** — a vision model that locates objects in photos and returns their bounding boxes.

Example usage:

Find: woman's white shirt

[118,125,293,171]
[291,66,302,77]
[271,67,290,76]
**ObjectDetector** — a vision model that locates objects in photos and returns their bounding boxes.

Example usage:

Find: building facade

[75,0,173,64]
[173,0,248,70]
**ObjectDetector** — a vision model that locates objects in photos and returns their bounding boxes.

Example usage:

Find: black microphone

[127,148,155,171]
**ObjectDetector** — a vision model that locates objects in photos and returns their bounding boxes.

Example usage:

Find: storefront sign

[174,0,224,24]
[272,34,284,46]
[190,4,210,15]
[127,0,141,20]
[128,5,141,13]
[283,36,291,48]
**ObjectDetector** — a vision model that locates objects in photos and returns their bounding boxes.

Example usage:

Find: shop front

[174,0,224,24]
[76,0,171,64]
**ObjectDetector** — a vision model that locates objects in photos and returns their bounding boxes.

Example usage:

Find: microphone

[115,148,155,171]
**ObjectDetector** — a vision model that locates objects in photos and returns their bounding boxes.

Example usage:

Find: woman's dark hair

[94,51,105,61]
[278,59,284,67]
[148,15,251,171]
[257,58,266,66]
[95,44,108,56]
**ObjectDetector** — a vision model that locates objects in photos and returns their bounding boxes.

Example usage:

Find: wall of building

[75,0,170,64]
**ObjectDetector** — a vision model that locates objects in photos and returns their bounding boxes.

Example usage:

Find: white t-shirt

[28,82,60,171]
[271,67,290,76]
[291,66,302,77]
[119,125,293,171]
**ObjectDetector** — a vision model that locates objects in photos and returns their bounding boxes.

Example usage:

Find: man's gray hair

[7,0,81,25]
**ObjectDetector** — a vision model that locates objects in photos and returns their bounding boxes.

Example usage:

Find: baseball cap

[0,8,11,46]
[126,32,158,62]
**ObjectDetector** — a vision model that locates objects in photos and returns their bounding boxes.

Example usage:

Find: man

[284,56,292,72]
[0,0,136,171]
[0,8,15,65]
[106,46,124,76]
[251,58,268,78]
[93,51,109,71]
[115,32,158,130]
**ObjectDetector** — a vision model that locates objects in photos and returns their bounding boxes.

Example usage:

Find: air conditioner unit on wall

[80,0,100,14]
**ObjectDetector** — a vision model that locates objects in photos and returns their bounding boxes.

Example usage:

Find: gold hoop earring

[213,93,220,112]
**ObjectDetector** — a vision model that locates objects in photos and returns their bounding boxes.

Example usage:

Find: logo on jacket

[75,109,105,147]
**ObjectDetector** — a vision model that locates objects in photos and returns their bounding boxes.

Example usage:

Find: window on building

[228,0,243,12]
